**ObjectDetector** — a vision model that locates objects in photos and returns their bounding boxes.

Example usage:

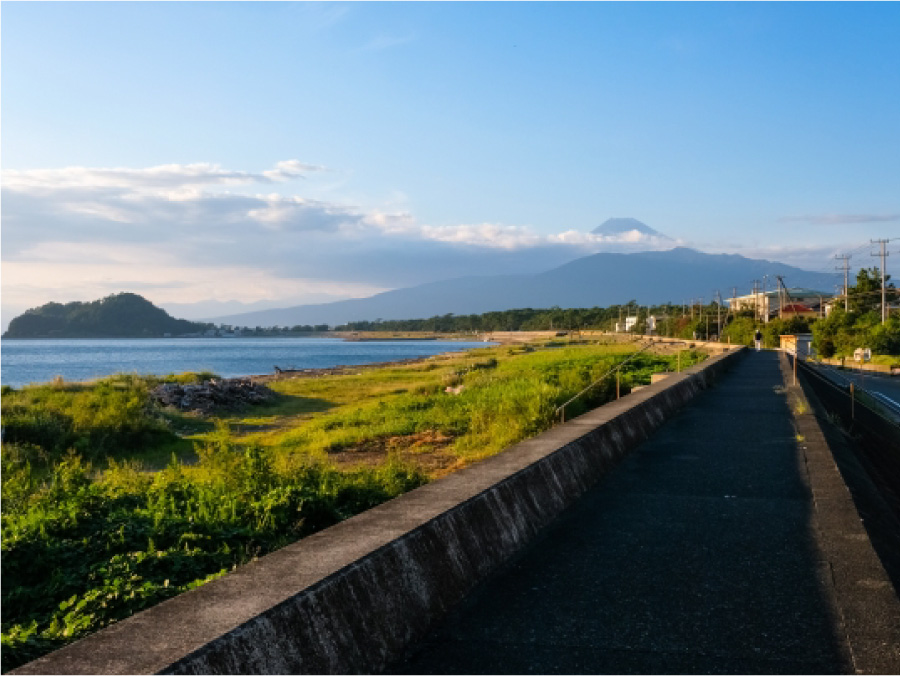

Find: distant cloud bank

[1,158,869,327]
[2,160,325,191]
[779,213,900,225]
[2,160,672,252]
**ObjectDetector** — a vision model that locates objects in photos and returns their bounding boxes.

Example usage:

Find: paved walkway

[392,351,854,674]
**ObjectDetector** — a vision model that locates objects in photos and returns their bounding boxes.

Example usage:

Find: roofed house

[726,288,832,321]
[779,302,818,319]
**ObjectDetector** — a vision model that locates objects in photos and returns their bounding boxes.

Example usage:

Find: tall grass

[0,373,193,469]
[1,343,704,671]
[268,345,704,463]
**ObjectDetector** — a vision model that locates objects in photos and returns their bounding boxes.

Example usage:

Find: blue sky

[2,2,899,325]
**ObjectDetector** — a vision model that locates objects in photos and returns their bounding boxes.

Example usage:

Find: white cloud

[2,159,674,254]
[778,213,900,225]
[416,223,544,249]
[368,220,676,251]
[703,242,851,272]
[2,160,323,191]
[262,159,326,181]
[0,158,680,325]
[248,194,362,231]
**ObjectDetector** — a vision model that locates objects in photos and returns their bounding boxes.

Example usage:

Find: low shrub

[0,440,425,672]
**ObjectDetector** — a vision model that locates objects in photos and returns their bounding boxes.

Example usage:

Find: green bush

[812,308,900,358]
[0,440,425,672]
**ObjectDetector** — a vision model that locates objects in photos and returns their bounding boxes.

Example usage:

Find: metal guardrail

[794,355,900,520]
[800,358,900,427]
[554,338,657,423]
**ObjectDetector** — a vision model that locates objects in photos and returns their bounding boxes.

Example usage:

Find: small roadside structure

[780,333,815,359]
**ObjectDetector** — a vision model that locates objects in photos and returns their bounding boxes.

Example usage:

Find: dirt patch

[328,430,463,478]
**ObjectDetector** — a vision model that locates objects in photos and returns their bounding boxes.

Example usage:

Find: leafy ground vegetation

[1,339,705,671]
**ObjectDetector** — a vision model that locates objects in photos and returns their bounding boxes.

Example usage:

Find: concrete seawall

[14,348,744,675]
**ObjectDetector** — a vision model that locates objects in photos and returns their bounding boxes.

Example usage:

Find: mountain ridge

[206,247,836,327]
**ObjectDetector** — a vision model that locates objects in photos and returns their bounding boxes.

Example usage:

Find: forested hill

[2,293,212,338]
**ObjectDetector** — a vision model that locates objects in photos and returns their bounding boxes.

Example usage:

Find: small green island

[2,293,213,339]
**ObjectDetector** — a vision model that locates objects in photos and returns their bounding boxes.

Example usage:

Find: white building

[727,288,832,321]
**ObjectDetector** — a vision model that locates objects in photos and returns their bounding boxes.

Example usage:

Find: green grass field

[0,339,705,671]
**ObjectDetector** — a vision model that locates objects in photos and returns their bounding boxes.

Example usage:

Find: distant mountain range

[210,247,837,328]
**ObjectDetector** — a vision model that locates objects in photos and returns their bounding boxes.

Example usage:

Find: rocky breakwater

[151,378,275,414]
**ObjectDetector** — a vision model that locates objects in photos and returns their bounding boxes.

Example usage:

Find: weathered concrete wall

[14,348,744,676]
[785,353,900,673]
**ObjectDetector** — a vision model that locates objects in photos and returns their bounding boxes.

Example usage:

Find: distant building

[779,303,818,319]
[625,316,638,331]
[727,288,831,321]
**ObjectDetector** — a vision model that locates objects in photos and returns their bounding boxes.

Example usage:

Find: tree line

[335,267,899,357]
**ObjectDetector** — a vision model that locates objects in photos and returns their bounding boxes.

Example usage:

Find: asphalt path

[390,352,854,674]
[807,362,900,419]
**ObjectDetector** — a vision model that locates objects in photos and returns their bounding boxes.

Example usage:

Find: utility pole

[716,290,722,338]
[835,254,851,312]
[752,280,760,322]
[698,297,704,339]
[775,275,785,319]
[872,239,890,324]
[732,286,737,317]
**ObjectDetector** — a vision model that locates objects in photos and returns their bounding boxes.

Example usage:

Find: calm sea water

[0,338,490,389]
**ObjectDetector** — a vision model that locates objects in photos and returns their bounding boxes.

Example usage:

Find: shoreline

[5,332,649,389]
[248,355,450,384]
[2,340,500,390]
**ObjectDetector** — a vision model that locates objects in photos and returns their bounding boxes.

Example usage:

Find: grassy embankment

[1,339,706,671]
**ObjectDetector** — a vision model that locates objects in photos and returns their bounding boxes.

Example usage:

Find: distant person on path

[754,329,763,351]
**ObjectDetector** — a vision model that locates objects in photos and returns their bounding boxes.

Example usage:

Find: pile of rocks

[151,378,275,414]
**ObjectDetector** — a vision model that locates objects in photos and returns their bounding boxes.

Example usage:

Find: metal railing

[552,331,742,424]
[553,337,658,423]
[800,358,900,427]
[795,355,900,521]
